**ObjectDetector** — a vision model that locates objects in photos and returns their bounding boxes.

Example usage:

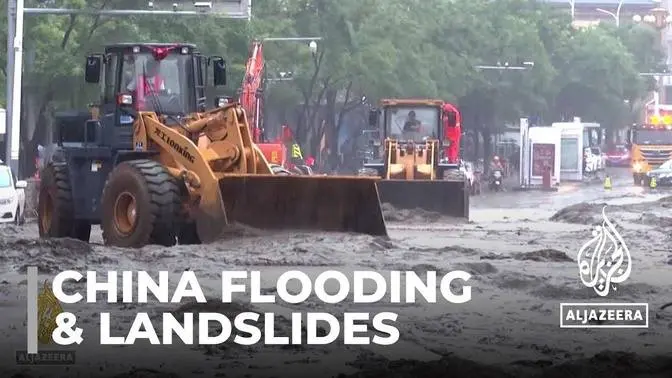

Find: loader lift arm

[135,105,272,243]
[136,104,387,243]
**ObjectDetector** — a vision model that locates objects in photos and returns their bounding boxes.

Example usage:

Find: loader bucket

[216,175,388,236]
[377,179,469,219]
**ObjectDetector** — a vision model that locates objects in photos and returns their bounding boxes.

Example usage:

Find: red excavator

[238,40,313,174]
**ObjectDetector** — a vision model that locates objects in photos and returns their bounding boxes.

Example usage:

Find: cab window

[385,106,440,142]
[103,54,119,104]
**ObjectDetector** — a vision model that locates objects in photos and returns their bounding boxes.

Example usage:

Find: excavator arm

[240,40,264,142]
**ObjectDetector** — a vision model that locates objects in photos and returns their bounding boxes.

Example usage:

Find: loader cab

[362,100,443,175]
[47,43,227,225]
[381,104,441,143]
[85,43,226,117]
[80,43,226,150]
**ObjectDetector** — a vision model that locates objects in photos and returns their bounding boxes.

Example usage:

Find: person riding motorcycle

[490,156,504,172]
[489,156,504,191]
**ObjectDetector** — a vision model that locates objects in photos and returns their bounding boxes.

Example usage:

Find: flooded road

[1,166,671,377]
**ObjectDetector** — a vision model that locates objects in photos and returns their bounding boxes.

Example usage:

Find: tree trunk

[482,128,492,175]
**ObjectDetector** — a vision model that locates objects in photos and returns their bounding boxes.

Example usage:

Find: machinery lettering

[154,128,195,163]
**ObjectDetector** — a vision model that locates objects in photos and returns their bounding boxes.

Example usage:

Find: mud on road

[1,172,672,378]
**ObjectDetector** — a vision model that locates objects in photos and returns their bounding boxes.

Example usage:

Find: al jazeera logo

[560,206,649,328]
[16,280,75,365]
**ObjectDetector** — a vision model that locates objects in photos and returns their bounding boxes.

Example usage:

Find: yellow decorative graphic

[37,280,63,344]
[291,143,303,159]
[271,150,279,163]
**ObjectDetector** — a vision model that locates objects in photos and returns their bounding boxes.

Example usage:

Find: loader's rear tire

[101,159,180,248]
[38,164,91,242]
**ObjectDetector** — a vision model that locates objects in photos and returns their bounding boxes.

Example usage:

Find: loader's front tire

[38,163,91,242]
[178,222,201,245]
[101,159,180,248]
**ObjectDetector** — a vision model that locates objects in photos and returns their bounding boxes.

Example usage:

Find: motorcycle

[489,169,503,191]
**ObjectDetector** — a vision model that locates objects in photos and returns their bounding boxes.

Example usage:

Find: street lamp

[595,0,625,27]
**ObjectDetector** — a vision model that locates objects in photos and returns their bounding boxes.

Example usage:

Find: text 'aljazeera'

[45,270,472,346]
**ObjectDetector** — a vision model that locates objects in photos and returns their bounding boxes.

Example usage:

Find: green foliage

[0,0,664,167]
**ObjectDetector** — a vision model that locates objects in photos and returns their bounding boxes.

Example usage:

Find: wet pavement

[1,166,671,377]
[473,167,668,217]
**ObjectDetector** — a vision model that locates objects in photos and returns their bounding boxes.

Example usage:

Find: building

[542,0,672,103]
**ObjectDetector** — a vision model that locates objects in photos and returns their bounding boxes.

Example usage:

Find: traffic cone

[650,176,657,189]
[604,175,612,190]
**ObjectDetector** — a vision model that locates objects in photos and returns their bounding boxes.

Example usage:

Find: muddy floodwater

[1,168,672,377]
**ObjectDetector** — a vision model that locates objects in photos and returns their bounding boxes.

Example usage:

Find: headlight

[0,198,11,205]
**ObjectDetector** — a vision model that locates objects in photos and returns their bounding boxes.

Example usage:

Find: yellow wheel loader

[359,99,469,219]
[38,43,387,248]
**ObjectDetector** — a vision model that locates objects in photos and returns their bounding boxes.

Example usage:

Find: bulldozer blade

[216,175,388,236]
[377,179,469,219]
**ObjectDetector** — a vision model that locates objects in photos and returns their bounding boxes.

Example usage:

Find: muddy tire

[633,174,643,186]
[14,206,21,226]
[38,164,91,241]
[101,159,180,248]
[175,182,201,245]
[178,222,201,245]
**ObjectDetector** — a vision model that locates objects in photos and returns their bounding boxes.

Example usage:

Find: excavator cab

[362,99,469,218]
[38,43,387,248]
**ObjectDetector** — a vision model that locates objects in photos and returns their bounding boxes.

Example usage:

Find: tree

[0,0,665,175]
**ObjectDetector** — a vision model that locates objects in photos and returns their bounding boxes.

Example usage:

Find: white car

[0,163,27,225]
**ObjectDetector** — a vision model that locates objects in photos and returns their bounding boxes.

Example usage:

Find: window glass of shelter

[385,106,439,142]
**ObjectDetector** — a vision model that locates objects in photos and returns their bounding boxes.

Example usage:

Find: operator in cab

[126,58,165,94]
[403,111,422,132]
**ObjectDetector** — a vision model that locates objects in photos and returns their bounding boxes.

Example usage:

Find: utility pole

[5,0,250,177]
